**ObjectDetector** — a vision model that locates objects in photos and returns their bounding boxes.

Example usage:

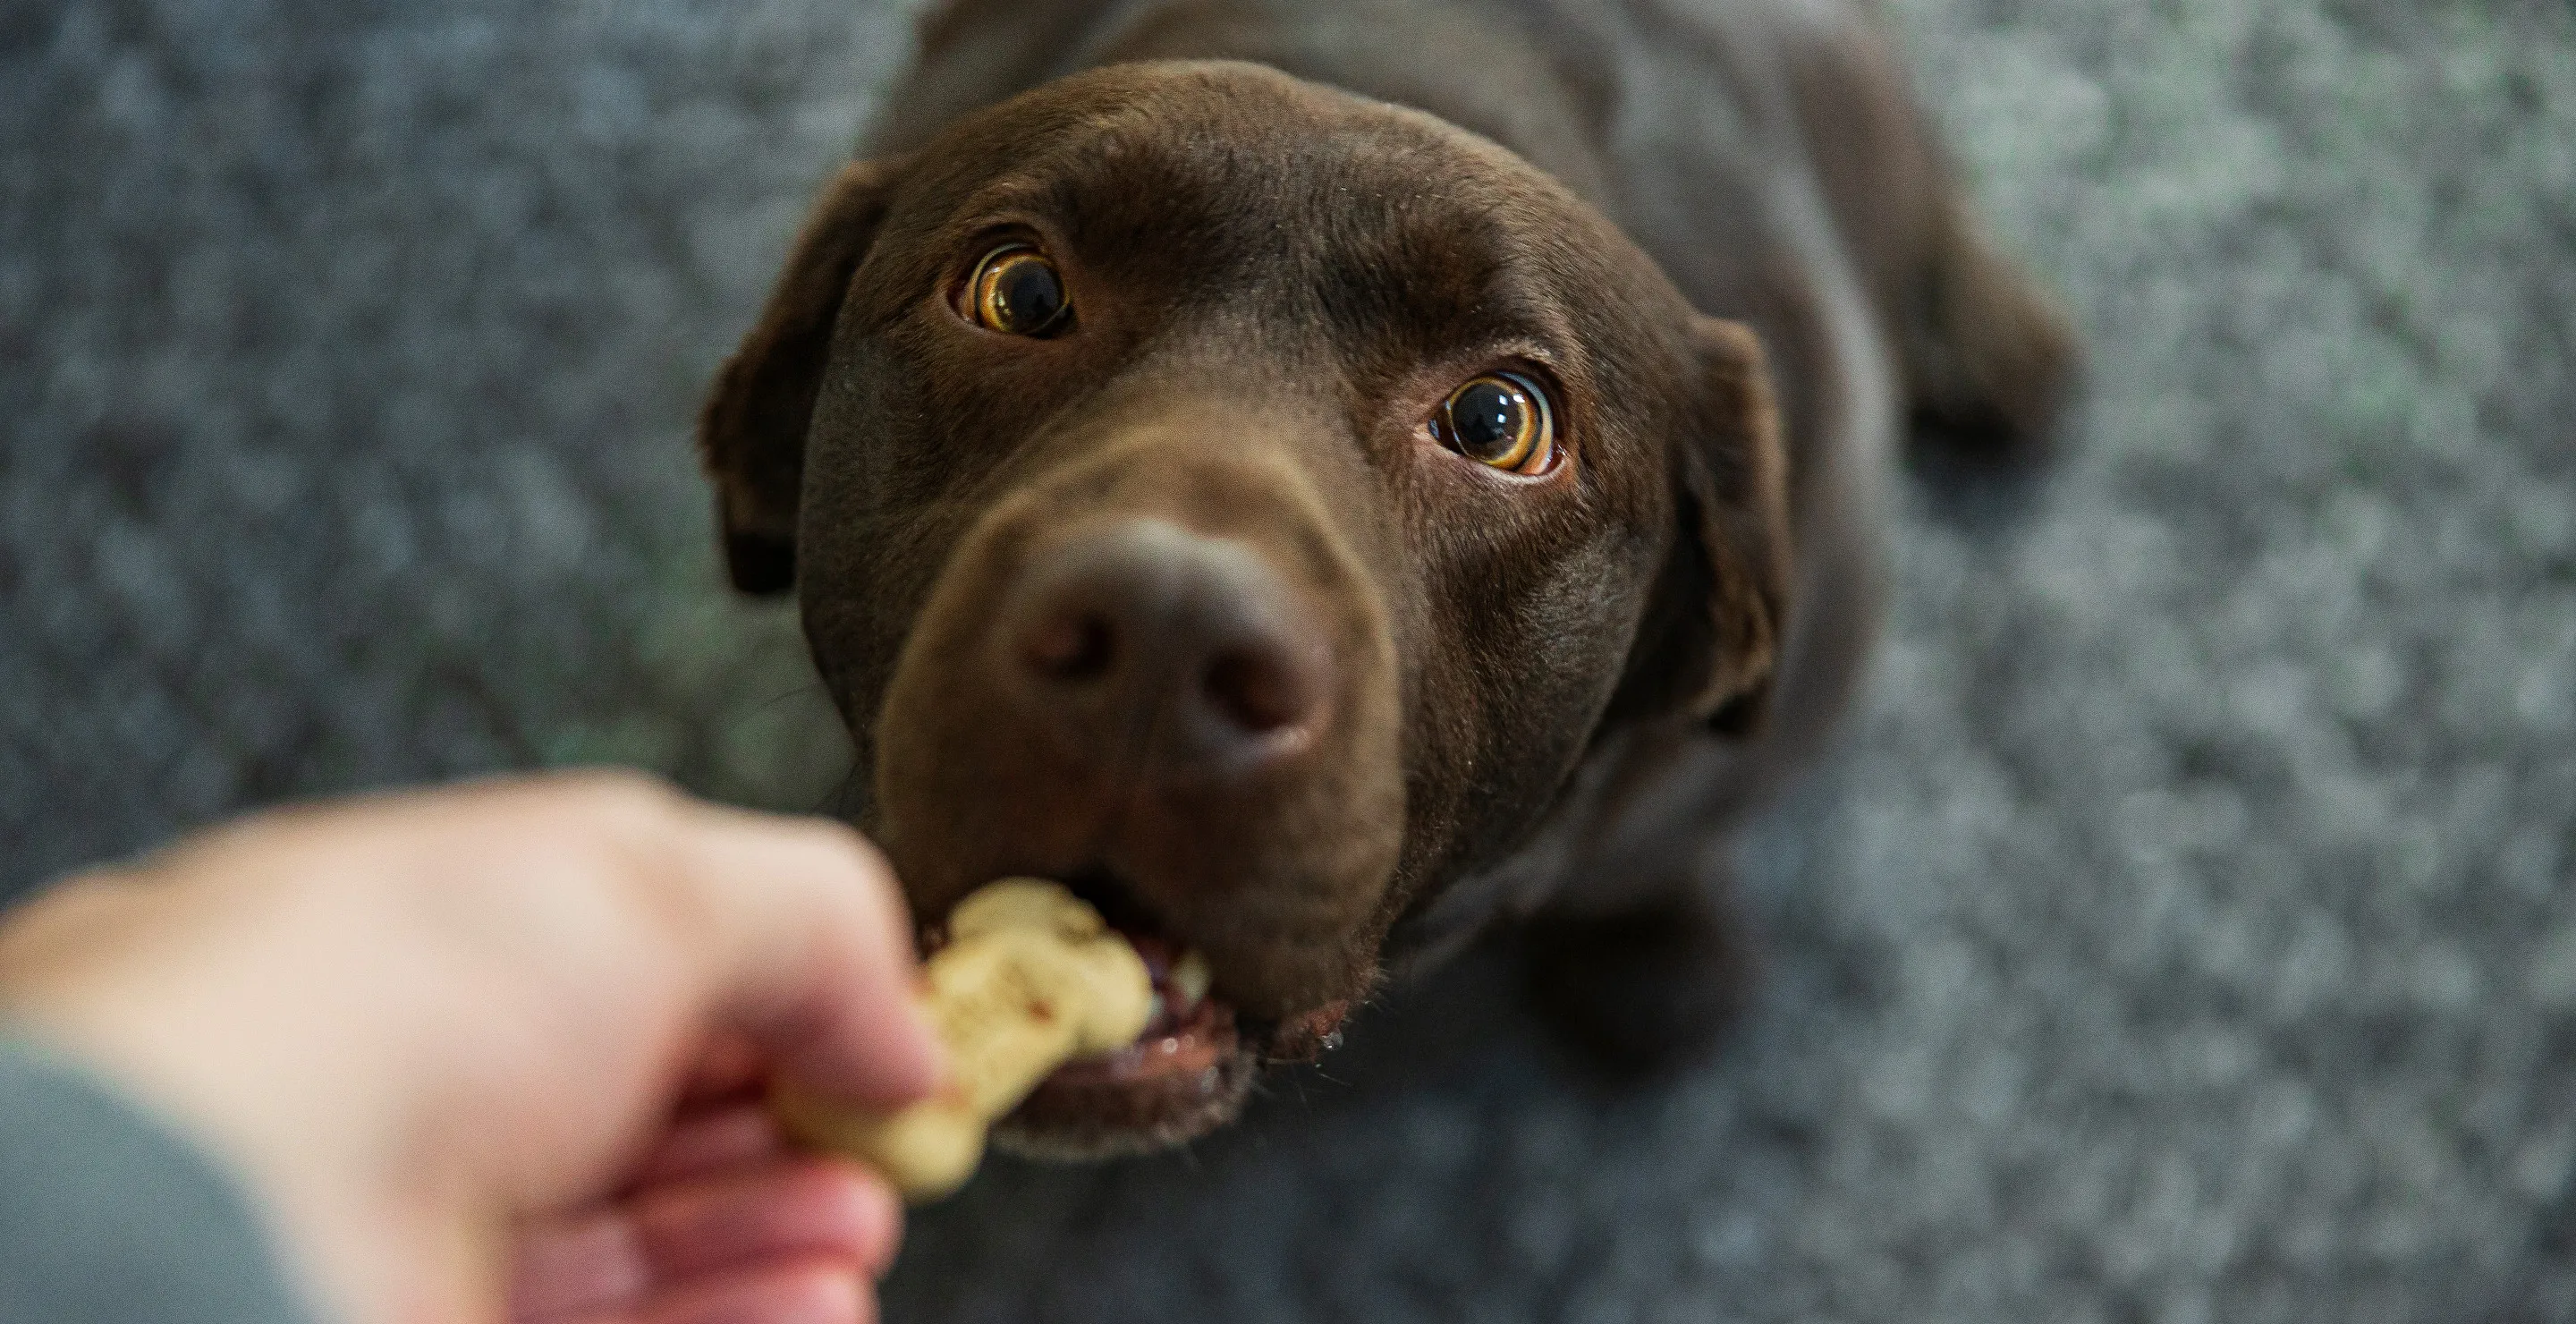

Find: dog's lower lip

[1044,991,1236,1088]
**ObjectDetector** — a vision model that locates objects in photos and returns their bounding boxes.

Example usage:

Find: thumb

[654,804,944,1108]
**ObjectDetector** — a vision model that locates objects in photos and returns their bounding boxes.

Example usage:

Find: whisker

[754,680,826,714]
[810,760,864,819]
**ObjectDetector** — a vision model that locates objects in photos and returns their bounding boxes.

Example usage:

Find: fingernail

[850,1172,905,1277]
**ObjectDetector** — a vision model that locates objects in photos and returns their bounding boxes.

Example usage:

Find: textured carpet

[4,1,2573,1320]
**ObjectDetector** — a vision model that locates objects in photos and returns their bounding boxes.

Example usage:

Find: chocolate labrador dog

[698,0,2072,1155]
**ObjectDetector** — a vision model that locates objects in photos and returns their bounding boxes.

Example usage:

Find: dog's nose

[998,519,1331,778]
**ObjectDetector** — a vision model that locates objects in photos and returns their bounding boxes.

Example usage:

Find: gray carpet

[4,1,2572,1320]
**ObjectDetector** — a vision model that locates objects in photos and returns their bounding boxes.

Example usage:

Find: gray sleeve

[0,1036,325,1324]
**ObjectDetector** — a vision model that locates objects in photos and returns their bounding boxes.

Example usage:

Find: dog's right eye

[964,244,1072,337]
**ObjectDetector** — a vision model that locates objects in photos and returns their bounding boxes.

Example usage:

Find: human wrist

[0,878,463,1324]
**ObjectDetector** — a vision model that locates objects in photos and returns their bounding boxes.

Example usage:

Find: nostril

[1202,646,1313,734]
[998,521,1335,773]
[1025,612,1115,683]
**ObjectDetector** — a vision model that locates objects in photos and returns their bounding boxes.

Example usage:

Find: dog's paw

[1900,194,2082,482]
[1520,885,1753,1082]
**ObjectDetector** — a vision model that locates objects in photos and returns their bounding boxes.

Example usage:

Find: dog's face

[701,61,1786,1153]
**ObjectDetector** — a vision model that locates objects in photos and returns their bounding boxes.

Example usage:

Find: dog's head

[700,61,1786,1153]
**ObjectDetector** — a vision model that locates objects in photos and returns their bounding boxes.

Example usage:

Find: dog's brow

[955,196,1041,228]
[1317,245,1582,365]
[943,177,1066,234]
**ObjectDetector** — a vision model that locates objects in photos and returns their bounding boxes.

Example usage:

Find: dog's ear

[699,155,911,595]
[1610,316,1792,735]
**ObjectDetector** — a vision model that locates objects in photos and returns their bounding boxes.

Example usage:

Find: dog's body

[702,0,2071,1151]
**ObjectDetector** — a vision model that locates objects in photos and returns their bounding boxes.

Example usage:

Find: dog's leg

[1895,189,2080,471]
[1521,849,1757,1081]
[1771,2,2081,470]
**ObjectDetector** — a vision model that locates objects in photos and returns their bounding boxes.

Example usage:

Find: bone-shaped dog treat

[772,878,1154,1201]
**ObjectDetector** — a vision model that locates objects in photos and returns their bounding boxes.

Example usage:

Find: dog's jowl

[699,0,2076,1158]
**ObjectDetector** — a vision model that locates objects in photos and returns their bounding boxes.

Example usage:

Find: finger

[645,805,943,1107]
[632,1158,902,1285]
[643,1260,871,1324]
[520,1260,869,1324]
[509,1210,648,1323]
[510,1159,897,1323]
[626,1105,786,1191]
[679,1034,769,1107]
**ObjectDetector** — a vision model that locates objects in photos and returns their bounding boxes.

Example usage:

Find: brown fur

[699,0,2075,1145]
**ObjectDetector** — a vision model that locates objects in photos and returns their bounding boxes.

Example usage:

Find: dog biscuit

[773,878,1153,1201]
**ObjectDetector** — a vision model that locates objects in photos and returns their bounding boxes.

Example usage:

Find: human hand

[0,772,944,1324]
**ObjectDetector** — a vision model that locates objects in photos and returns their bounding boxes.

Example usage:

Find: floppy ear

[1609,316,1792,735]
[698,155,911,595]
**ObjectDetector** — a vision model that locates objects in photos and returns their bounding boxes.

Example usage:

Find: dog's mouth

[1038,926,1236,1088]
[921,868,1348,1157]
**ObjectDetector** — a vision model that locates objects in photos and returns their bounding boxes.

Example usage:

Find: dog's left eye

[964,244,1072,336]
[1434,372,1556,476]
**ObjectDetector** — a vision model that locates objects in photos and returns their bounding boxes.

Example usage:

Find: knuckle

[784,821,902,910]
[792,817,881,869]
[550,767,683,816]
[530,770,691,849]
[453,774,694,915]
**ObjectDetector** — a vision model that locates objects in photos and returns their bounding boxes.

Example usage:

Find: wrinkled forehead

[919,65,1659,359]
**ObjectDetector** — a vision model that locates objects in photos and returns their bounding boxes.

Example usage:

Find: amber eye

[1435,371,1556,474]
[964,244,1072,336]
